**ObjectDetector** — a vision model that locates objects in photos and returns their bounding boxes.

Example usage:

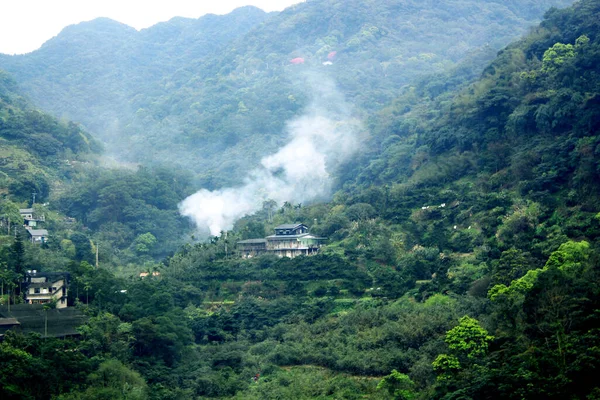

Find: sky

[0,0,302,55]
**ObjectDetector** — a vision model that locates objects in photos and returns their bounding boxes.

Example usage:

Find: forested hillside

[0,71,195,270]
[2,0,599,399]
[0,0,574,188]
[0,70,100,204]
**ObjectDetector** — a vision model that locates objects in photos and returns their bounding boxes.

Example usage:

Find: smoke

[179,75,361,236]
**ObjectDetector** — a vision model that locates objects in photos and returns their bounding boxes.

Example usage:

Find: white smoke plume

[179,75,361,236]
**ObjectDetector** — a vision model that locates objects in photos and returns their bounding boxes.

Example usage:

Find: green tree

[132,233,157,255]
[433,316,493,379]
[70,233,93,263]
[541,42,575,73]
[377,370,416,400]
[58,359,148,400]
[8,232,26,276]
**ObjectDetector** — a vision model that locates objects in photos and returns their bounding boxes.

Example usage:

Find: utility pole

[32,192,36,206]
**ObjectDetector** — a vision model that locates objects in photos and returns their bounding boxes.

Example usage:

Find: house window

[34,288,40,294]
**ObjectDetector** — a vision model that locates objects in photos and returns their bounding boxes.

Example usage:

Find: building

[19,208,34,221]
[26,229,48,244]
[238,224,326,258]
[19,208,45,227]
[23,271,70,308]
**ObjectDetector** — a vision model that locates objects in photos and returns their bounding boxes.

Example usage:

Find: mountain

[0,70,194,265]
[0,70,101,203]
[1,1,599,399]
[0,0,574,188]
[0,7,272,170]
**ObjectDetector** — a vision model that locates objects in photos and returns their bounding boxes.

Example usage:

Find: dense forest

[1,0,600,399]
[0,0,573,188]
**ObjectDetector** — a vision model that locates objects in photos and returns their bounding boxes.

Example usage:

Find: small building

[19,208,45,223]
[19,208,34,220]
[238,224,326,259]
[23,271,69,308]
[27,229,48,244]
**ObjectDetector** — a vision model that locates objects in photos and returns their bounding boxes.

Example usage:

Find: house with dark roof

[237,224,326,258]
[19,208,46,227]
[19,208,34,220]
[23,271,70,308]
[26,229,48,244]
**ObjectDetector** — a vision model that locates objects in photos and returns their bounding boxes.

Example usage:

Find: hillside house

[19,208,45,227]
[238,224,326,258]
[19,208,34,220]
[23,271,69,308]
[27,229,48,244]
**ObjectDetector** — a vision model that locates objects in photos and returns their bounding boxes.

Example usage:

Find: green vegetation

[0,0,573,188]
[1,0,600,399]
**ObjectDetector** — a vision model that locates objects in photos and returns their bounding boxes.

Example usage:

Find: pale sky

[0,0,302,55]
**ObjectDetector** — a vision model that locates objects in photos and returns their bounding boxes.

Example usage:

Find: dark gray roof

[27,229,48,236]
[274,224,306,230]
[237,239,267,244]
[266,233,310,240]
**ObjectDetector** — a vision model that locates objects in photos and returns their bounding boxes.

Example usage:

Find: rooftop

[274,223,305,230]
[27,229,48,236]
[266,233,311,240]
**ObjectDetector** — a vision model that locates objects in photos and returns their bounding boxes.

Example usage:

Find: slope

[0,6,272,161]
[0,70,101,203]
[0,0,574,189]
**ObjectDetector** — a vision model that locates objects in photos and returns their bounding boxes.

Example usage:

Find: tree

[433,316,493,381]
[541,42,575,73]
[8,232,25,276]
[132,233,157,255]
[58,359,148,400]
[377,370,416,400]
[70,233,93,263]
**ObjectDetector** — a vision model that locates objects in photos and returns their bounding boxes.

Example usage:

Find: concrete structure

[238,224,326,258]
[19,208,45,223]
[19,208,34,220]
[23,271,69,308]
[26,229,48,244]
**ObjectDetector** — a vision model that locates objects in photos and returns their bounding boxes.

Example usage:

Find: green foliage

[377,369,416,400]
[0,0,572,186]
[443,316,493,360]
[58,359,148,400]
[1,1,600,399]
[542,42,575,73]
